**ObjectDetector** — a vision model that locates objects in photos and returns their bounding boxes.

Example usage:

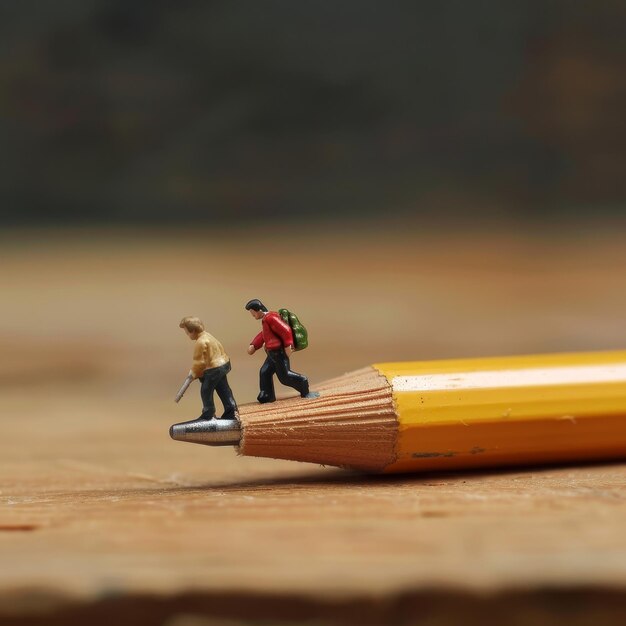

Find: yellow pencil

[170,350,626,473]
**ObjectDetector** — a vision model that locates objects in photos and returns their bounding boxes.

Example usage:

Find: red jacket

[251,311,294,351]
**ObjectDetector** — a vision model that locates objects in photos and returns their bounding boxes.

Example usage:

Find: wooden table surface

[1,222,625,625]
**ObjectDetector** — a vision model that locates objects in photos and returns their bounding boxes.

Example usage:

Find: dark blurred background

[1,0,625,225]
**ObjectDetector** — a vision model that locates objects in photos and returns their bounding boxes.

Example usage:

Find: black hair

[245,299,268,312]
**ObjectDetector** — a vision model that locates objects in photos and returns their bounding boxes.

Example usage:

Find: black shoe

[257,393,276,404]
[219,410,239,420]
[198,410,216,421]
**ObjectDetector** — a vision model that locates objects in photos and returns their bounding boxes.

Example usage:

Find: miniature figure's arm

[249,332,264,354]
[190,339,207,378]
[266,315,294,349]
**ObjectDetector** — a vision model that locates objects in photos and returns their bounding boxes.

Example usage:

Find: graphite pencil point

[170,418,241,447]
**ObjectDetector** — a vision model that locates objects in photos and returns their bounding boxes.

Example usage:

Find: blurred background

[1,0,625,224]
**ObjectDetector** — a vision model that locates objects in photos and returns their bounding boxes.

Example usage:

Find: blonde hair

[179,316,204,334]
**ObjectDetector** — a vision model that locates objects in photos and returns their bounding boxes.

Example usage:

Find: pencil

[170,350,626,473]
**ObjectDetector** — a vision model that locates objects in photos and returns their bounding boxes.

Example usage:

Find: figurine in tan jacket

[178,317,238,421]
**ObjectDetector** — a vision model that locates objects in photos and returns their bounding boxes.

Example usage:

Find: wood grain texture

[239,366,397,471]
[1,224,626,625]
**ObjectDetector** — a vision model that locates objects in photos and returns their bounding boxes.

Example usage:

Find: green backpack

[278,308,309,351]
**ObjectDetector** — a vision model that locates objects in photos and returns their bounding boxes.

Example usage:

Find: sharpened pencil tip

[169,418,241,447]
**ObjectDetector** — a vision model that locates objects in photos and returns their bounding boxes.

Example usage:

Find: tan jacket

[191,331,229,378]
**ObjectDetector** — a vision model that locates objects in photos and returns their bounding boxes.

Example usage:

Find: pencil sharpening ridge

[238,366,397,471]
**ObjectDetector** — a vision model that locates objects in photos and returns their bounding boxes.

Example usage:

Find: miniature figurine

[176,316,238,421]
[245,299,318,403]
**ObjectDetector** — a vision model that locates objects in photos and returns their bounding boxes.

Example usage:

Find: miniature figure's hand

[285,344,294,354]
[247,345,256,355]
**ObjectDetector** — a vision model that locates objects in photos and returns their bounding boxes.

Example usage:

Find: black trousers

[258,349,309,403]
[200,361,238,420]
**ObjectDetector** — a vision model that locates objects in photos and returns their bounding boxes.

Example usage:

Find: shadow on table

[181,457,626,493]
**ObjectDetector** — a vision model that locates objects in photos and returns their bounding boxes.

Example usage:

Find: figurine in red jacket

[245,298,312,403]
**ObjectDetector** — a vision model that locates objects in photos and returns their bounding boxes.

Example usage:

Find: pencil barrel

[375,351,626,473]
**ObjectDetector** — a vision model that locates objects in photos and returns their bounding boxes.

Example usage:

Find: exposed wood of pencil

[238,367,397,471]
